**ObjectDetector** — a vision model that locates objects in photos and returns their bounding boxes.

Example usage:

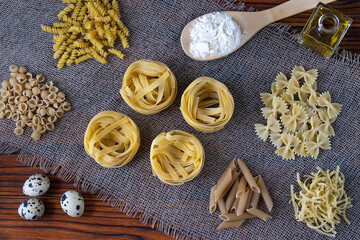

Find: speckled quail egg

[60,190,85,217]
[23,173,50,197]
[18,198,45,220]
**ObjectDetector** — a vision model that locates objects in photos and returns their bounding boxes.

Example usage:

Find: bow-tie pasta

[254,66,342,160]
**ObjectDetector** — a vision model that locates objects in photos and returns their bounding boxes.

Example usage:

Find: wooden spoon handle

[266,0,337,23]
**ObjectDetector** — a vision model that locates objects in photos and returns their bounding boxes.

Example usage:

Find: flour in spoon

[189,12,242,59]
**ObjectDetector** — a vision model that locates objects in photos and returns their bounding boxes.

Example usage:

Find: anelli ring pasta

[120,60,177,115]
[84,111,140,168]
[180,77,234,133]
[150,130,205,185]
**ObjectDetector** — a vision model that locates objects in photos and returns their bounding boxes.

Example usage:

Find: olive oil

[298,3,352,59]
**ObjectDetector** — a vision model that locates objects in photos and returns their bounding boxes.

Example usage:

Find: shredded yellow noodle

[120,60,177,115]
[150,130,204,185]
[290,166,352,237]
[84,111,140,168]
[180,77,234,133]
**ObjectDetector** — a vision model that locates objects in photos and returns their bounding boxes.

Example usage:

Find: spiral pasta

[84,111,140,168]
[180,77,234,133]
[41,0,130,69]
[150,130,205,185]
[120,60,177,115]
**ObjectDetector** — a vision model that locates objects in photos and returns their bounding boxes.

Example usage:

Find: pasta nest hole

[120,60,177,115]
[180,77,234,133]
[84,111,140,168]
[150,130,205,185]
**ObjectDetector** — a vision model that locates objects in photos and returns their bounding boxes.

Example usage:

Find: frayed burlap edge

[5,1,359,240]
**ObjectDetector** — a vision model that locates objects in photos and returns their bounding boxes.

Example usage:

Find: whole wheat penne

[245,188,254,209]
[219,212,255,221]
[220,169,241,199]
[217,219,245,229]
[237,159,260,193]
[217,198,228,215]
[225,179,239,211]
[258,175,273,212]
[215,168,232,201]
[236,176,247,198]
[209,185,217,214]
[236,189,249,216]
[250,176,261,208]
[246,208,272,221]
[231,197,240,211]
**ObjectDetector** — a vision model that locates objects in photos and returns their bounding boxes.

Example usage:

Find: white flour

[189,12,242,59]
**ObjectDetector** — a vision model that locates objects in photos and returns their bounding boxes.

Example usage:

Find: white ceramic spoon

[181,0,337,61]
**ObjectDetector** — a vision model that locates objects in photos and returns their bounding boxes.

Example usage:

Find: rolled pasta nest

[84,111,140,168]
[180,77,234,133]
[150,130,205,185]
[120,60,177,115]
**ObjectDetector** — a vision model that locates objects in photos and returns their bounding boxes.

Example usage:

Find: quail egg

[60,190,85,217]
[18,198,45,220]
[23,173,50,197]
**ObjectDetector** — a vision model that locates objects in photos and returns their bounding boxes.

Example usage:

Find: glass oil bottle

[298,2,352,59]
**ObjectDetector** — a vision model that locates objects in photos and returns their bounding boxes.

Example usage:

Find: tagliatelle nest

[254,66,342,159]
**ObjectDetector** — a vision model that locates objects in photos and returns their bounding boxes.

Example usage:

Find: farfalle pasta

[255,66,342,159]
[84,111,140,168]
[120,60,177,115]
[180,77,234,133]
[150,130,204,185]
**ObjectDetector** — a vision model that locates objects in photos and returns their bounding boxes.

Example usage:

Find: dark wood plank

[0,155,172,240]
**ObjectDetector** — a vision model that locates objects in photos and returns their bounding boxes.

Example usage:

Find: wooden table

[1,1,359,239]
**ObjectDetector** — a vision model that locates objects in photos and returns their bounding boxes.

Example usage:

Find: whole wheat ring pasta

[217,220,245,230]
[236,176,247,198]
[236,189,249,216]
[220,212,255,221]
[246,208,272,221]
[237,159,260,193]
[209,185,217,214]
[225,179,239,211]
[120,60,177,115]
[180,76,234,133]
[258,175,273,212]
[150,130,204,185]
[84,111,140,168]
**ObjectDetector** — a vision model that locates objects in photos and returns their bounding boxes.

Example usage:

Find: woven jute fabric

[0,0,359,239]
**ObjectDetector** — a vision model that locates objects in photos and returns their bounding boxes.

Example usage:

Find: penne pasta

[215,167,232,201]
[219,212,255,221]
[217,220,245,229]
[245,187,254,209]
[231,197,240,212]
[225,179,239,211]
[258,175,273,212]
[217,198,228,215]
[250,190,261,209]
[221,168,241,199]
[209,185,217,214]
[237,159,260,193]
[236,176,247,198]
[246,208,272,221]
[236,189,249,216]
